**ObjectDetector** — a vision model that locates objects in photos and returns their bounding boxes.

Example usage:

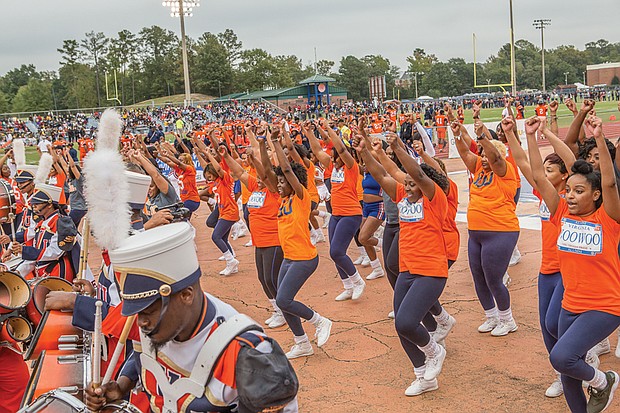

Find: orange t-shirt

[246,175,280,248]
[330,162,362,216]
[535,105,547,117]
[467,158,519,232]
[371,122,383,134]
[505,144,522,188]
[214,172,239,221]
[444,179,460,262]
[435,114,447,128]
[174,165,200,203]
[48,171,67,205]
[534,189,562,275]
[277,187,317,260]
[241,165,255,205]
[551,199,620,315]
[394,182,448,277]
[305,162,319,204]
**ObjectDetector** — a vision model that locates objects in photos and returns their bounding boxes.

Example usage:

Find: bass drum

[25,277,73,327]
[20,349,89,407]
[0,179,16,223]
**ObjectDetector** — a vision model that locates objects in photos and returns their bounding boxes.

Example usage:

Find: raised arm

[322,119,355,169]
[204,147,224,178]
[303,122,331,168]
[130,150,170,195]
[247,147,277,193]
[414,121,436,157]
[548,101,560,136]
[589,116,620,222]
[502,117,534,187]
[474,120,507,177]
[526,117,560,216]
[280,121,306,166]
[452,121,478,174]
[411,140,444,177]
[258,136,278,190]
[271,130,305,199]
[353,138,398,200]
[387,133,437,200]
[539,117,576,171]
[368,133,405,182]
[220,147,249,187]
[565,99,595,156]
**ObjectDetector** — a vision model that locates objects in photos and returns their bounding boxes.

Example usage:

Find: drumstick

[77,217,90,281]
[101,314,136,385]
[92,300,103,387]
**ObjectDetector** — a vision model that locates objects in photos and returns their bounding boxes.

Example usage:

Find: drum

[100,401,144,413]
[18,390,88,413]
[25,277,73,326]
[0,314,33,344]
[4,254,24,271]
[0,270,31,314]
[24,310,82,361]
[20,347,90,408]
[0,179,16,223]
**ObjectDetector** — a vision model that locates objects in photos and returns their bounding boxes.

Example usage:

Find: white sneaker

[286,341,314,359]
[594,338,611,357]
[366,267,385,280]
[314,231,326,244]
[265,312,277,325]
[388,311,395,319]
[322,212,331,228]
[218,254,227,261]
[423,345,447,381]
[433,315,456,342]
[352,279,366,300]
[405,377,438,396]
[361,256,371,267]
[509,247,521,267]
[219,259,239,276]
[491,319,518,336]
[503,271,511,287]
[583,352,601,388]
[335,289,353,301]
[268,313,286,328]
[478,317,499,333]
[353,255,366,265]
[314,317,333,347]
[545,376,564,398]
[437,339,446,349]
[244,239,253,247]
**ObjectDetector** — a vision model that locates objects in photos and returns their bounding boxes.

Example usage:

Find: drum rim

[23,388,88,411]
[0,270,32,311]
[23,311,50,360]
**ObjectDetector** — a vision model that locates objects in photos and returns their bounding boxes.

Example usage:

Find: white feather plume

[13,139,25,167]
[83,148,131,251]
[96,108,124,151]
[34,153,53,185]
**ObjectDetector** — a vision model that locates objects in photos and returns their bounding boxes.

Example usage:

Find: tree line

[1,27,619,113]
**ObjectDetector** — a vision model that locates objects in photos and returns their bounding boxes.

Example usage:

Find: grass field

[468,100,620,127]
[130,93,215,107]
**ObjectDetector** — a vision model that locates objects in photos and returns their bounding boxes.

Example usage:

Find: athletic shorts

[362,201,385,220]
[317,184,331,202]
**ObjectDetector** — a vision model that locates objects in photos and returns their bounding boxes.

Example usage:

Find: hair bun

[571,159,593,175]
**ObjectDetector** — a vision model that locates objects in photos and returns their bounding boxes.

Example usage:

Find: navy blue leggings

[255,246,284,299]
[394,272,447,368]
[328,215,362,279]
[467,230,519,311]
[276,256,319,337]
[242,203,250,232]
[324,178,332,214]
[211,219,235,254]
[68,209,87,227]
[382,224,400,289]
[538,272,564,354]
[550,309,620,412]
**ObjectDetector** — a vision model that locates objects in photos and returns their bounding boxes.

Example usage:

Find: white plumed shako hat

[125,171,151,209]
[30,183,62,204]
[109,222,201,316]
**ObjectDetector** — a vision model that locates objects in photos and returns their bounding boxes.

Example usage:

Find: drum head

[0,270,31,312]
[18,389,87,413]
[32,278,73,314]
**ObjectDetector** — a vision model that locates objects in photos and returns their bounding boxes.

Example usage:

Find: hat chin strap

[147,295,171,341]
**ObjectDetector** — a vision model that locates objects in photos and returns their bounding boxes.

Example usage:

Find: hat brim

[121,295,159,317]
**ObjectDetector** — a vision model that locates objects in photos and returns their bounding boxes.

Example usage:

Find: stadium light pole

[413,72,424,99]
[533,19,551,91]
[564,72,570,85]
[509,0,517,95]
[162,0,200,107]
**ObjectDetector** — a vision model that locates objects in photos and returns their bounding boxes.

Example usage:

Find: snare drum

[0,270,31,314]
[24,310,82,361]
[0,179,16,223]
[25,277,73,327]
[18,389,88,413]
[20,348,90,408]
[100,400,144,413]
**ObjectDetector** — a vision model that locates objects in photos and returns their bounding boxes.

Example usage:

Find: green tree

[217,29,242,68]
[406,48,438,76]
[336,56,368,101]
[11,78,54,112]
[138,26,181,99]
[193,33,233,97]
[316,60,334,76]
[0,91,9,113]
[81,31,108,106]
[236,48,276,91]
[0,64,40,104]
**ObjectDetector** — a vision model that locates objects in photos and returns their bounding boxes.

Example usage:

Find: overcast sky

[3,0,619,76]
